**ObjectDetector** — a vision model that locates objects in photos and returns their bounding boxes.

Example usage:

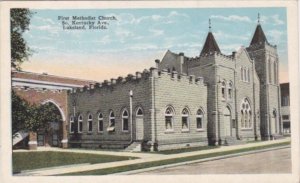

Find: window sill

[181,129,190,133]
[107,127,115,132]
[122,130,130,133]
[196,129,205,132]
[165,130,175,133]
[98,131,104,134]
[78,132,83,134]
[69,132,74,134]
[87,132,93,134]
[241,128,253,131]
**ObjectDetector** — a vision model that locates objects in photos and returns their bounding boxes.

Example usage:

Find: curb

[112,145,290,175]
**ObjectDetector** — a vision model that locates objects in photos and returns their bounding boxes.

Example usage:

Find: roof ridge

[12,70,97,83]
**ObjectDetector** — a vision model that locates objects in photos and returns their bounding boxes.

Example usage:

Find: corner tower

[246,14,282,140]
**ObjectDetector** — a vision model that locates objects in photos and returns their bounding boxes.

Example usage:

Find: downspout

[150,67,158,151]
[233,52,239,140]
[129,90,133,144]
[215,65,220,145]
[252,59,257,140]
[266,55,271,140]
[276,61,282,134]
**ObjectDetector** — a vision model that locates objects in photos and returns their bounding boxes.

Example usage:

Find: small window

[282,115,289,120]
[87,114,93,133]
[196,109,204,130]
[274,62,277,84]
[181,108,189,131]
[243,68,247,82]
[281,95,290,106]
[221,81,226,99]
[98,113,103,132]
[269,60,272,83]
[70,116,75,133]
[122,110,129,131]
[107,111,115,132]
[241,67,243,81]
[247,69,250,82]
[165,107,174,131]
[228,81,233,100]
[78,115,83,133]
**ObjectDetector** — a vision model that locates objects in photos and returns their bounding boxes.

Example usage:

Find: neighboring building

[12,71,95,149]
[280,83,290,134]
[13,20,283,151]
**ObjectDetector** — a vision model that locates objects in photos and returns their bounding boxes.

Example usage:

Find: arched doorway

[135,107,144,141]
[37,101,64,147]
[223,106,232,137]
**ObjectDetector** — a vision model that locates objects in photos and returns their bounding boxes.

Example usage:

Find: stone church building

[66,22,282,151]
[13,21,282,151]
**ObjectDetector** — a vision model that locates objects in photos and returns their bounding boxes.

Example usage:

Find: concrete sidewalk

[14,138,290,176]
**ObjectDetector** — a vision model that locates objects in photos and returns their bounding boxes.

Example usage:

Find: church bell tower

[246,14,282,140]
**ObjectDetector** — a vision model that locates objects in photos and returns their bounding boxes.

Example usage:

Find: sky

[22,8,288,83]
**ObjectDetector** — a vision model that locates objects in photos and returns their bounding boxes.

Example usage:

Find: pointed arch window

[247,68,250,82]
[165,106,174,131]
[196,109,204,130]
[228,81,233,100]
[269,59,272,83]
[136,107,143,116]
[122,109,129,131]
[87,114,93,133]
[240,99,252,129]
[107,111,115,132]
[221,81,226,99]
[78,115,83,133]
[98,113,103,132]
[241,67,244,81]
[181,108,189,131]
[274,62,277,84]
[70,115,75,133]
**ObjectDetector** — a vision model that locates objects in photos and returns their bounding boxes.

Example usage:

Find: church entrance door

[224,106,232,137]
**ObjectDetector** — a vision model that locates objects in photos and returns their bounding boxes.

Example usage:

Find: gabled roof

[250,24,268,46]
[200,32,221,56]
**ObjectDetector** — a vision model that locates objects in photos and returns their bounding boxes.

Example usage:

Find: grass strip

[13,151,136,173]
[152,145,220,155]
[62,141,290,175]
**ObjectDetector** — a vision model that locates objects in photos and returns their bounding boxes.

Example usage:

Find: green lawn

[63,141,290,175]
[13,151,136,173]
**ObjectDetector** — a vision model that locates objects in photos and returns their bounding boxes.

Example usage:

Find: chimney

[155,59,160,69]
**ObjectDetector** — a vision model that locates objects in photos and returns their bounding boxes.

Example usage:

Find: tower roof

[250,24,268,46]
[200,31,221,56]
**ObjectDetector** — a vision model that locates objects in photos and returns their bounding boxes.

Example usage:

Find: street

[136,147,291,174]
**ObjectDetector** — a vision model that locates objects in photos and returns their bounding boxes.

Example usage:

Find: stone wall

[67,71,152,148]
[152,69,208,150]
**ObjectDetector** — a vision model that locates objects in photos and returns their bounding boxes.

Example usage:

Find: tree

[10,8,33,70]
[12,90,29,136]
[12,90,62,138]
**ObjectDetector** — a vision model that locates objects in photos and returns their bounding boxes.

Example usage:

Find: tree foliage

[12,90,62,138]
[11,8,33,70]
